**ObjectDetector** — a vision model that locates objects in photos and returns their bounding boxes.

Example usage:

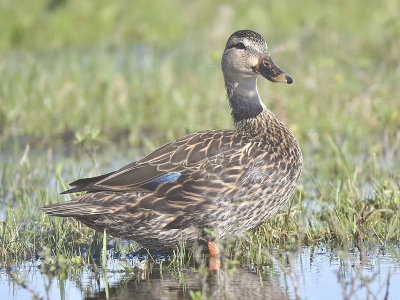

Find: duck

[42,30,302,269]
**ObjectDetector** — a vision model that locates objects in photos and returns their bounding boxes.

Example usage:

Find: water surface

[1,244,399,300]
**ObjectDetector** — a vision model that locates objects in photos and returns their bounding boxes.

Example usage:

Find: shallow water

[1,245,399,300]
[1,145,399,300]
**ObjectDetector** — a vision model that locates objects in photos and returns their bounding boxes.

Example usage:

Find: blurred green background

[0,0,399,160]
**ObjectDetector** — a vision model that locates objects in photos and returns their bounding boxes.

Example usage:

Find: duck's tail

[41,200,110,217]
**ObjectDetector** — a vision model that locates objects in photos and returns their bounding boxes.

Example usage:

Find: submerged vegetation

[0,0,399,299]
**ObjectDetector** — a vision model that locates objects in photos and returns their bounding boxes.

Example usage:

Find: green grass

[0,0,400,298]
[1,0,399,147]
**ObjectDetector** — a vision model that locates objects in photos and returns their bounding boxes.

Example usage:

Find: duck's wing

[133,147,257,229]
[62,130,250,194]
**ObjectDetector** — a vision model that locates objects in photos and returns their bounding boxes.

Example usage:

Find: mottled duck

[42,30,302,269]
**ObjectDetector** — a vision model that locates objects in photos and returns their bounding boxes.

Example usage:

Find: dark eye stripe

[229,42,246,50]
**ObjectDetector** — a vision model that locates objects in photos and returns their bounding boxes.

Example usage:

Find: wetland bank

[0,0,399,299]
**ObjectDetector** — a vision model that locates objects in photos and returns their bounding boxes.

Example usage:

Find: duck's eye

[236,42,246,49]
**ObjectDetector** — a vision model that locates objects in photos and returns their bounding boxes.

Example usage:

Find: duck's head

[221,30,293,84]
[221,30,293,124]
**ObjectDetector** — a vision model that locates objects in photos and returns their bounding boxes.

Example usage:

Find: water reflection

[2,245,400,299]
[85,268,291,300]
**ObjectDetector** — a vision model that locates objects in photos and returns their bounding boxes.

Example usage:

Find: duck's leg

[207,241,221,270]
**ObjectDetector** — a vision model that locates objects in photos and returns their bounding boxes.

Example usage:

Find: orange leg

[207,241,221,271]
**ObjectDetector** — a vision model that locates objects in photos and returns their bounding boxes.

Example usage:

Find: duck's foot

[207,241,221,271]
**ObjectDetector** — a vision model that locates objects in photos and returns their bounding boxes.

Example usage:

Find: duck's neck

[224,74,266,124]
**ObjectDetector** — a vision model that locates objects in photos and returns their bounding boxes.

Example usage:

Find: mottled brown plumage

[42,30,302,251]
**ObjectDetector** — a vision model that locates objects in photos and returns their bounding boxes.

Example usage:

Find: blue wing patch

[142,172,181,190]
[150,172,181,183]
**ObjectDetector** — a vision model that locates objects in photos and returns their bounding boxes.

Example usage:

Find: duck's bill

[252,53,293,84]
